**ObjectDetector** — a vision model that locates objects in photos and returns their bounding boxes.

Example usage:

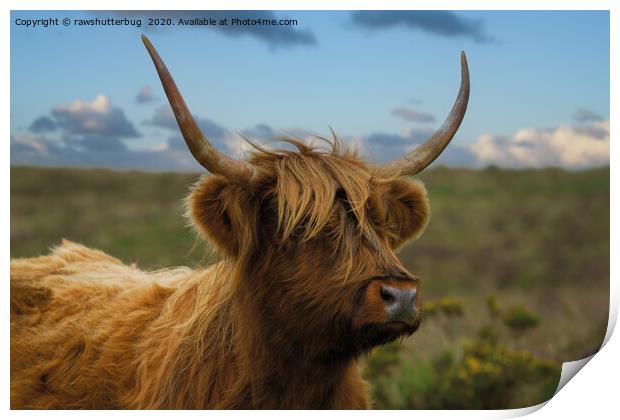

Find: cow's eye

[293,224,305,237]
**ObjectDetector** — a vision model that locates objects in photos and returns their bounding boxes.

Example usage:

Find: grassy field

[10,165,609,409]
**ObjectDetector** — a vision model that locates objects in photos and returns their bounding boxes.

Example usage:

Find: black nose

[380,285,417,323]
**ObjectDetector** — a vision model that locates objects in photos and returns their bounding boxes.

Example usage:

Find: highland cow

[10,35,469,409]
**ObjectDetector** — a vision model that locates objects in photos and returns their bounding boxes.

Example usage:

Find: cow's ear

[187,175,258,257]
[385,178,430,249]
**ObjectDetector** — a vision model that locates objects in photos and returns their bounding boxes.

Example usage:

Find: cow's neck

[229,275,359,409]
[245,352,354,409]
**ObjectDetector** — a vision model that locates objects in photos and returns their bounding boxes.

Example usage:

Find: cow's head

[143,35,469,359]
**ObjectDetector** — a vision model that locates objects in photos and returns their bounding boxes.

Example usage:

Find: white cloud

[149,143,169,152]
[222,132,264,159]
[573,108,603,123]
[470,120,609,168]
[51,94,139,138]
[391,107,436,123]
[145,105,227,141]
[135,85,156,104]
[11,133,49,156]
[346,136,370,157]
[61,94,110,114]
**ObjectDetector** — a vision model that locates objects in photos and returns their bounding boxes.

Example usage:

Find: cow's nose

[380,284,417,323]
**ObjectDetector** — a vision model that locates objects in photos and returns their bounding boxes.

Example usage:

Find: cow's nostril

[380,285,396,305]
[379,284,418,323]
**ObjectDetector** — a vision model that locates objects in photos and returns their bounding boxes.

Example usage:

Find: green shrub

[423,297,464,318]
[503,304,540,334]
[365,337,560,409]
[364,296,560,409]
[428,341,560,409]
[438,297,464,317]
[485,295,501,320]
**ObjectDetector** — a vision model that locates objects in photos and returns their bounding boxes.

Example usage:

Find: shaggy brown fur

[11,138,429,409]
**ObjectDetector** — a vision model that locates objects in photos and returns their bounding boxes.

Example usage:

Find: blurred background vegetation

[10,165,609,409]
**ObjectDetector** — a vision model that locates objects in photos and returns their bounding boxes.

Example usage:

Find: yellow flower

[466,357,482,373]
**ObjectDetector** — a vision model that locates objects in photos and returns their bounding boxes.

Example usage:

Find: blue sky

[10,10,610,171]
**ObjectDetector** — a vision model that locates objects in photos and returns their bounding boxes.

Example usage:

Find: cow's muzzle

[380,284,419,324]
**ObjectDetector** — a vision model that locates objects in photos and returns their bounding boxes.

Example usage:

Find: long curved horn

[142,35,254,181]
[384,51,470,176]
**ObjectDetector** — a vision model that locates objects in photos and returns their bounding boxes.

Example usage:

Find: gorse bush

[502,304,541,334]
[424,297,464,318]
[364,296,561,409]
[427,340,559,409]
[485,295,501,319]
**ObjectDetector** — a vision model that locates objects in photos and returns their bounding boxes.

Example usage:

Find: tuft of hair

[246,134,399,243]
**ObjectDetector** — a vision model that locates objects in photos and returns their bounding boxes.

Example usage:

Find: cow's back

[10,240,181,408]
